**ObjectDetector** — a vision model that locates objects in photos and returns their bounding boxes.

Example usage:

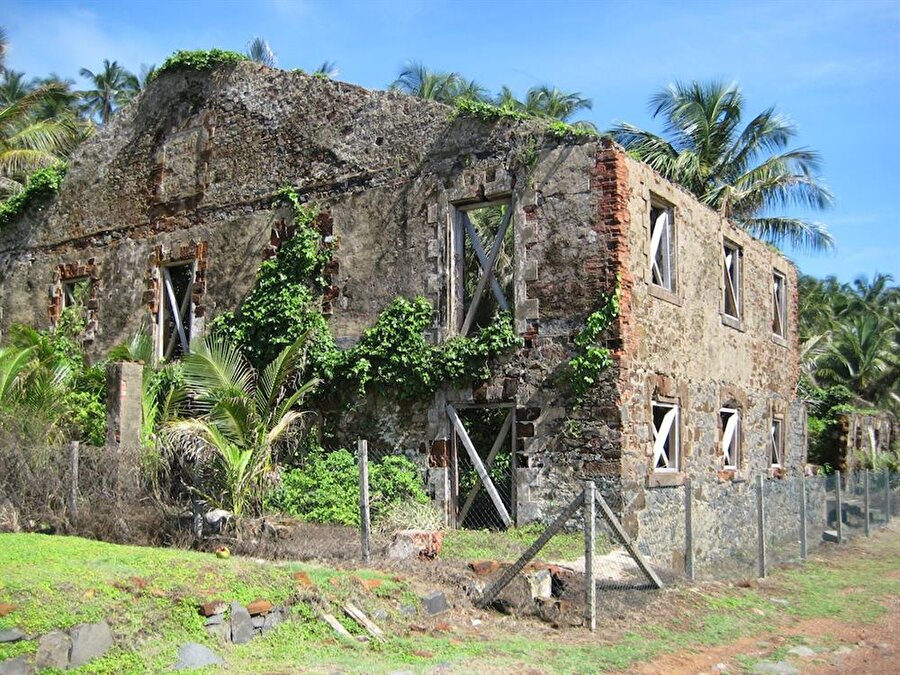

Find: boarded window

[770,416,785,468]
[652,400,679,472]
[454,201,513,336]
[723,242,742,319]
[772,271,787,338]
[720,407,740,470]
[650,204,675,292]
[157,262,195,360]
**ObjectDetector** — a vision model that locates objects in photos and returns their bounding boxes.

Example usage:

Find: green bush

[267,448,428,526]
[155,49,248,78]
[0,163,67,230]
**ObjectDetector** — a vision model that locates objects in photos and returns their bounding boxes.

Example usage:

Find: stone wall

[612,149,804,566]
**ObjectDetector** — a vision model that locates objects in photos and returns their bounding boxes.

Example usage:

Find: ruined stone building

[0,62,810,572]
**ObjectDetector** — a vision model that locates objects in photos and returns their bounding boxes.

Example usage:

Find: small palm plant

[168,334,318,516]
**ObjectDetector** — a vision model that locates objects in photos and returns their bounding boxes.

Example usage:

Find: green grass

[0,529,897,673]
[441,526,587,562]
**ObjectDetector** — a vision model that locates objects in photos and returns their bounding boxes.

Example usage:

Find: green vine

[545,120,601,140]
[452,99,530,123]
[569,279,621,399]
[154,49,248,79]
[336,297,521,399]
[0,163,67,229]
[210,189,337,373]
[213,188,521,401]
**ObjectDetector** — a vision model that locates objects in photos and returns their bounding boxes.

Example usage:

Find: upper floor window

[720,407,741,470]
[772,271,787,338]
[652,399,680,472]
[650,203,676,292]
[157,261,196,360]
[722,241,742,320]
[453,200,513,336]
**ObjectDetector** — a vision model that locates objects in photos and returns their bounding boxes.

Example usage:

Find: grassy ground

[1,525,898,673]
[440,525,586,562]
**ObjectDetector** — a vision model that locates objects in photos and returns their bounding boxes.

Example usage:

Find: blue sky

[4,0,898,282]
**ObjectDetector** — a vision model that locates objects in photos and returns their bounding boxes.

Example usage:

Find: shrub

[155,49,248,78]
[267,448,428,526]
[0,163,67,230]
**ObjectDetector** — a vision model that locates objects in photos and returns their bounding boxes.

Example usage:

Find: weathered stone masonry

[0,62,813,571]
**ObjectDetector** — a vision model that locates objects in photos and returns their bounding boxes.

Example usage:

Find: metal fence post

[68,440,80,527]
[864,469,870,536]
[886,469,892,523]
[835,470,843,543]
[757,473,766,578]
[584,482,596,633]
[799,471,807,560]
[684,478,694,581]
[358,439,371,564]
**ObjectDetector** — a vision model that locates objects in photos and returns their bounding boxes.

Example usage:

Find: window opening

[455,201,513,336]
[772,272,787,338]
[720,407,740,470]
[723,242,742,319]
[770,416,784,468]
[157,262,195,360]
[62,277,90,310]
[652,400,679,472]
[650,204,675,291]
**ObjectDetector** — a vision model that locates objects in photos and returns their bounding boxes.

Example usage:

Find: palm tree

[167,334,319,516]
[390,62,486,104]
[1,84,82,195]
[246,37,277,67]
[523,85,592,122]
[78,59,137,124]
[312,61,340,78]
[611,81,834,252]
[0,70,31,105]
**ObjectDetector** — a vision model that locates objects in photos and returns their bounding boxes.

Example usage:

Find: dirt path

[634,524,900,674]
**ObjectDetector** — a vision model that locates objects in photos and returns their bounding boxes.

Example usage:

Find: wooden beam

[447,404,511,527]
[344,602,385,641]
[477,491,585,608]
[594,492,664,589]
[460,207,512,337]
[462,213,509,311]
[358,439,371,563]
[458,409,513,526]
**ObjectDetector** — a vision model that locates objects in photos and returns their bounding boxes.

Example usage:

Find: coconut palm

[167,334,319,516]
[611,80,834,252]
[523,85,592,122]
[390,62,486,104]
[1,83,82,195]
[246,37,277,67]
[78,59,137,124]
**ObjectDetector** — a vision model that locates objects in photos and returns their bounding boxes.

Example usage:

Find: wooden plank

[457,409,513,526]
[320,612,355,640]
[447,404,511,527]
[477,491,585,608]
[344,602,385,640]
[594,493,664,589]
[358,439,371,563]
[584,482,596,633]
[462,213,509,311]
[460,207,512,337]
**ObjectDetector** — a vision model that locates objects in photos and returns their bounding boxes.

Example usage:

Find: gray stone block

[421,591,449,616]
[0,629,24,644]
[204,613,224,626]
[35,630,71,670]
[229,602,254,644]
[0,657,31,675]
[261,609,283,634]
[751,662,800,675]
[69,621,113,668]
[172,642,223,670]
